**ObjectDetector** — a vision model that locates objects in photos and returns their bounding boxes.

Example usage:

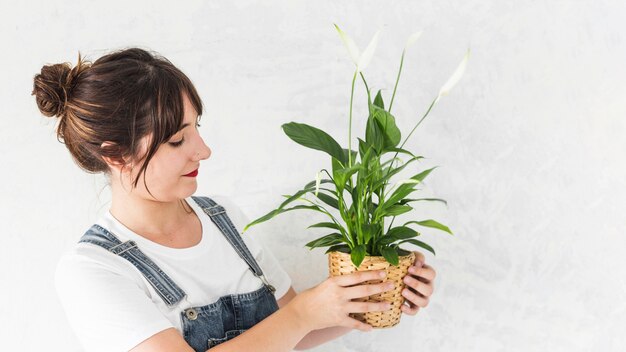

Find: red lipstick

[183,169,198,177]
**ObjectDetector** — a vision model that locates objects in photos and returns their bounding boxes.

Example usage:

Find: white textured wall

[1,1,625,351]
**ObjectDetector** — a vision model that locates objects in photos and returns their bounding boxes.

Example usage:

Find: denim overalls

[78,196,280,351]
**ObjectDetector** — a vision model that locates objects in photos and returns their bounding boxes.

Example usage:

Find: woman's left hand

[400,251,436,316]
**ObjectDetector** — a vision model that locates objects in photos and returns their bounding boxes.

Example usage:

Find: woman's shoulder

[55,236,145,290]
[191,194,261,245]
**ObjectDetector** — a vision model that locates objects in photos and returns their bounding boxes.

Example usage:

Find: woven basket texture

[328,250,416,328]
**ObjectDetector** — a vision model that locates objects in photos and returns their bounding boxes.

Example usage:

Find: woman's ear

[100,141,130,174]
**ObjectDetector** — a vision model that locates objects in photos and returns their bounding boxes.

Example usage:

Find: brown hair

[31,47,203,196]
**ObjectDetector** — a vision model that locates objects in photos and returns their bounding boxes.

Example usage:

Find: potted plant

[243,24,469,328]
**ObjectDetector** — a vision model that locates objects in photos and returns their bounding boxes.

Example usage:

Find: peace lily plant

[243,24,469,270]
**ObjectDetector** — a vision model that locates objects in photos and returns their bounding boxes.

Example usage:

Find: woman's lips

[183,169,198,177]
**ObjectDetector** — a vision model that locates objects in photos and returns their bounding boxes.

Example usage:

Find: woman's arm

[277,287,353,351]
[129,304,310,352]
[129,301,350,352]
[133,271,391,352]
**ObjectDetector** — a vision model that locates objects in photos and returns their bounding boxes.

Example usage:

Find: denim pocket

[207,329,247,349]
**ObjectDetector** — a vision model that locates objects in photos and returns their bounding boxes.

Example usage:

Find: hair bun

[32,52,90,118]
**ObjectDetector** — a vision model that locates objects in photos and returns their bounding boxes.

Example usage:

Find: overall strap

[78,224,187,307]
[191,196,275,293]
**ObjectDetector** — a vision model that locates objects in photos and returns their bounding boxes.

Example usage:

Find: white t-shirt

[55,195,292,352]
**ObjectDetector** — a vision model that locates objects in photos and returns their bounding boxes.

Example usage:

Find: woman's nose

[195,140,211,161]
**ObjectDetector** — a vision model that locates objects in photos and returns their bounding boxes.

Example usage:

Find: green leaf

[314,192,339,210]
[382,204,413,216]
[383,146,417,158]
[325,244,351,254]
[398,197,448,207]
[277,187,315,211]
[410,166,438,183]
[351,244,367,268]
[307,222,343,231]
[304,179,335,189]
[243,204,319,233]
[399,239,436,256]
[365,115,385,153]
[380,246,399,266]
[387,226,419,240]
[376,226,419,247]
[282,122,346,164]
[305,233,345,249]
[360,223,380,245]
[358,138,368,161]
[383,166,438,208]
[370,104,401,148]
[378,186,419,218]
[373,89,385,109]
[404,219,453,235]
[372,155,424,191]
[342,148,358,165]
[357,138,376,169]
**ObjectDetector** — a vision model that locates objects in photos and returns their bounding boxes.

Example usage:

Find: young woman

[32,47,437,352]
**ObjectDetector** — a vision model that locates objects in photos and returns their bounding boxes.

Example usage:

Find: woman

[31,47,436,352]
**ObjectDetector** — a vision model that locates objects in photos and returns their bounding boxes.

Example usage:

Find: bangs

[129,62,204,183]
[147,69,203,145]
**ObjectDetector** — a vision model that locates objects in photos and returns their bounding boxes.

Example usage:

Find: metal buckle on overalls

[207,205,225,215]
[109,240,137,255]
[259,274,276,294]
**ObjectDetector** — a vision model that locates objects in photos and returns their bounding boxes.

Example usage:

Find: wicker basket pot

[328,250,416,328]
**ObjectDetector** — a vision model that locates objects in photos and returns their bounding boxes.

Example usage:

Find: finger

[401,302,420,316]
[343,281,395,299]
[401,285,430,308]
[333,270,387,287]
[407,264,436,282]
[346,300,392,313]
[403,275,433,297]
[413,251,425,266]
[342,316,374,332]
[402,286,430,308]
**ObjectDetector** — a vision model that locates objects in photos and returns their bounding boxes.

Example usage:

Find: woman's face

[122,93,212,202]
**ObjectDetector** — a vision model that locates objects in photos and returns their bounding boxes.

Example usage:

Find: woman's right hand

[285,270,394,332]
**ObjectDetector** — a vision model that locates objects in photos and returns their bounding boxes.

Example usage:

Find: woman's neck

[108,184,193,243]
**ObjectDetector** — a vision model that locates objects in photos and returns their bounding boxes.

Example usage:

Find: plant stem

[387,215,396,235]
[359,72,371,105]
[299,196,353,247]
[389,50,406,113]
[348,70,357,168]
[386,96,437,180]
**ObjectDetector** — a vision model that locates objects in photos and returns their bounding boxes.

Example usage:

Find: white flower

[435,48,471,104]
[404,30,423,52]
[334,23,381,72]
[314,170,322,196]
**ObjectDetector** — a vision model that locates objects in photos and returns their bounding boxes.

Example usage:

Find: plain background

[1,0,625,351]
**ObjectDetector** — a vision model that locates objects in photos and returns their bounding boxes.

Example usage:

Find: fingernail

[379,271,387,278]
[416,261,423,267]
[386,283,394,289]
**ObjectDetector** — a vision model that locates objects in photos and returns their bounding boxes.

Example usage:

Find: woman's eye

[169,138,184,147]
[196,122,201,128]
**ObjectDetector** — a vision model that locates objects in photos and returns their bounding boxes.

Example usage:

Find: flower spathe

[435,49,471,104]
[334,23,382,72]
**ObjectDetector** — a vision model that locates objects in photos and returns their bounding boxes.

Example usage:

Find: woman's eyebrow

[179,116,200,130]
[176,116,200,132]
